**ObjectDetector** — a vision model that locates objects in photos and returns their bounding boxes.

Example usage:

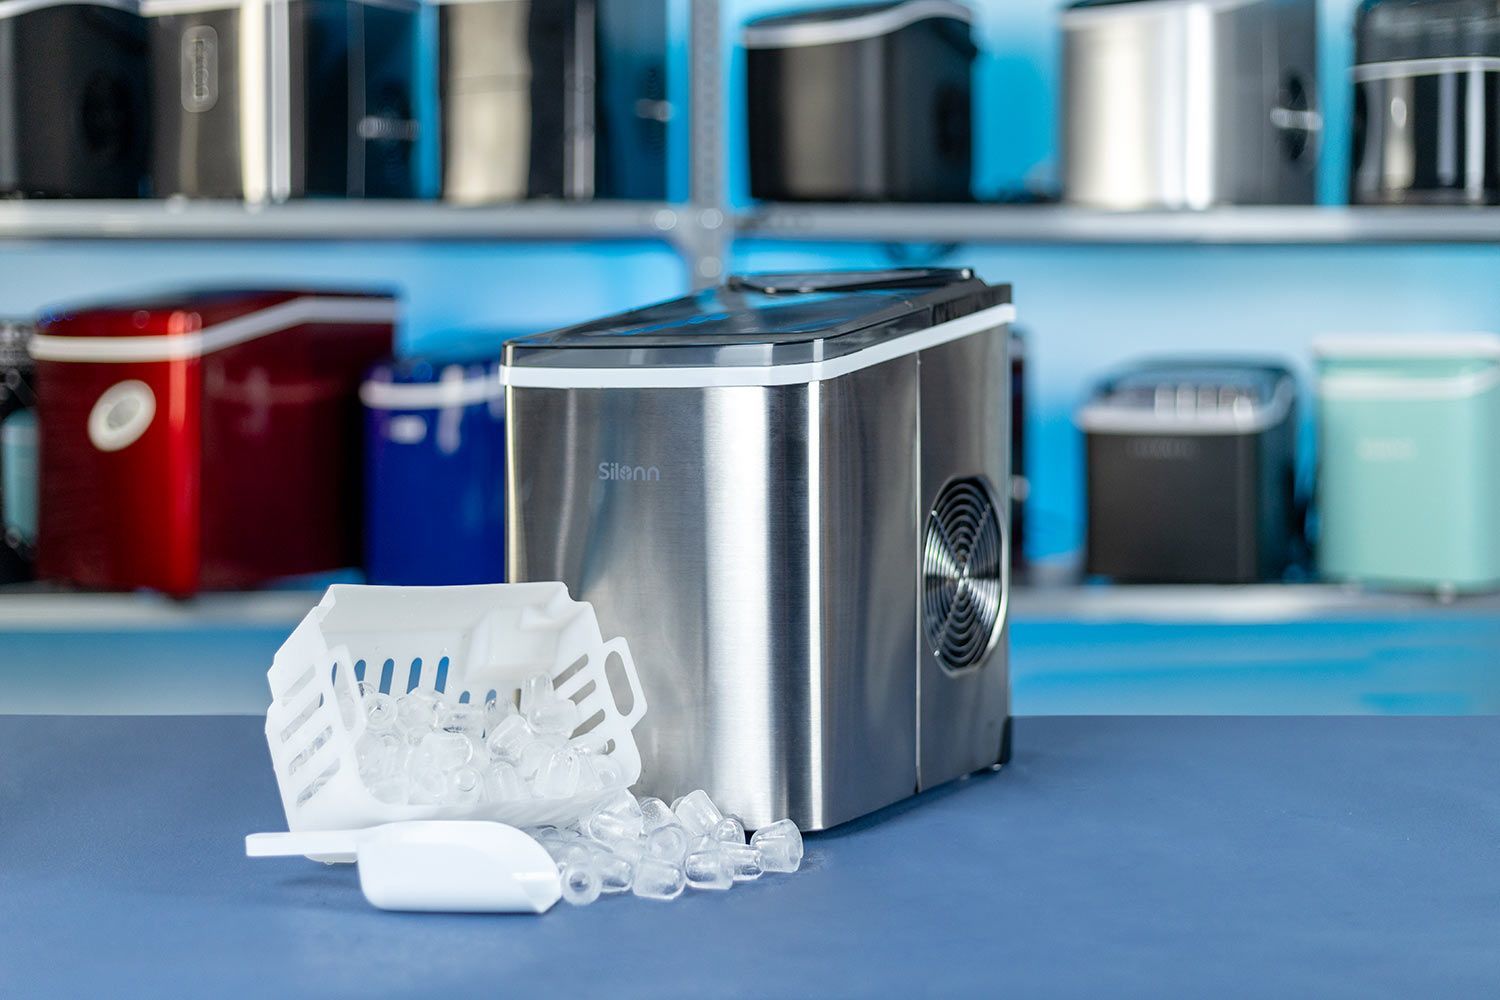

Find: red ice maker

[32,289,396,595]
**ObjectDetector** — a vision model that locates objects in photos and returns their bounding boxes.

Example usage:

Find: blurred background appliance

[0,320,36,583]
[1079,359,1299,583]
[361,355,506,585]
[1315,334,1500,593]
[505,267,1014,830]
[437,0,670,203]
[1060,0,1320,209]
[744,0,976,202]
[1351,0,1500,205]
[0,0,148,197]
[145,0,419,201]
[30,289,395,596]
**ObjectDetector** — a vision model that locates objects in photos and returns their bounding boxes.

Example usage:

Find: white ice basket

[265,583,647,833]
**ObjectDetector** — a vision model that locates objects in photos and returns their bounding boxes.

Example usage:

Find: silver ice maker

[503,268,1015,830]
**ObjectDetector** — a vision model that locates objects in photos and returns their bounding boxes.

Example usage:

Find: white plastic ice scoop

[246,820,562,913]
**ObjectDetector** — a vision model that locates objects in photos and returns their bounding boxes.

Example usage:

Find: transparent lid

[504,269,1009,371]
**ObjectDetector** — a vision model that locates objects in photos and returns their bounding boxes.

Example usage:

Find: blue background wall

[3,0,1496,561]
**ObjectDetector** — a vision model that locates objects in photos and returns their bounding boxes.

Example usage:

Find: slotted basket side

[263,584,650,836]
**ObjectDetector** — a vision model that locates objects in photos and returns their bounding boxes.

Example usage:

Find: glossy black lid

[1356,0,1500,62]
[505,268,1009,371]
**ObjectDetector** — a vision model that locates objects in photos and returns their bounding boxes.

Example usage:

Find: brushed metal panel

[507,357,919,830]
[916,325,1010,788]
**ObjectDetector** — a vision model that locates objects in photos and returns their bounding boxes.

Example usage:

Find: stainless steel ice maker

[503,269,1015,830]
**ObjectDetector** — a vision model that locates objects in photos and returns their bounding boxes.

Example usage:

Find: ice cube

[355,729,403,779]
[527,697,581,738]
[579,791,645,845]
[684,843,732,891]
[438,702,486,742]
[485,714,534,764]
[484,694,517,733]
[720,843,764,881]
[560,861,602,906]
[638,797,676,833]
[548,841,592,869]
[359,682,398,731]
[672,789,724,836]
[750,818,804,873]
[711,816,746,845]
[416,730,474,771]
[520,673,553,716]
[395,690,443,741]
[483,761,526,802]
[366,772,407,805]
[516,740,557,780]
[631,857,686,901]
[646,824,690,865]
[584,753,625,790]
[534,748,583,799]
[406,760,447,805]
[592,850,634,894]
[447,765,484,807]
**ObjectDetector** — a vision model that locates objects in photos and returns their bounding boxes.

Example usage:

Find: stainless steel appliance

[744,0,976,202]
[1352,0,1500,205]
[438,0,669,204]
[1079,359,1300,583]
[145,0,419,201]
[0,0,149,198]
[1060,0,1320,209]
[503,268,1015,830]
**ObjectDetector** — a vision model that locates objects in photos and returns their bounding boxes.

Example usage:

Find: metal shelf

[1,583,1493,632]
[736,204,1500,246]
[0,199,684,243]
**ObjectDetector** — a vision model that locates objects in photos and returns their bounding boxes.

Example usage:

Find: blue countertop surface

[3,714,1498,997]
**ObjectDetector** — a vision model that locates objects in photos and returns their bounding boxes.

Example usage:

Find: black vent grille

[922,477,1006,669]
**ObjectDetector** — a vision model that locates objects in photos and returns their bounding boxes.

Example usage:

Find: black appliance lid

[1355,0,1500,63]
[503,268,1012,388]
[743,0,975,49]
[1077,359,1297,435]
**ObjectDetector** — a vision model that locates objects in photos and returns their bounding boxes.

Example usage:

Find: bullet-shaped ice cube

[438,702,486,742]
[527,697,581,738]
[395,690,443,743]
[519,673,553,716]
[685,843,732,891]
[516,740,556,779]
[673,789,724,836]
[638,797,675,833]
[483,761,526,802]
[447,765,484,806]
[582,789,644,844]
[750,818,804,873]
[534,748,583,799]
[593,850,634,894]
[720,842,764,881]
[416,730,474,771]
[646,824,690,865]
[359,682,398,730]
[484,714,533,763]
[711,816,746,845]
[631,857,686,901]
[561,861,602,906]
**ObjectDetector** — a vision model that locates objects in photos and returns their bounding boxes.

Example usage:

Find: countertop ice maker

[503,268,1015,830]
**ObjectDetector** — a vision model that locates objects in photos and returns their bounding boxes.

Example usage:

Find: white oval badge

[88,380,157,453]
[388,414,428,445]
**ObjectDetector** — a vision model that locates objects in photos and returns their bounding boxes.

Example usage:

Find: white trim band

[29,296,399,363]
[743,0,973,49]
[361,371,503,410]
[502,303,1015,390]
[1352,57,1500,83]
[1314,333,1500,359]
[1319,366,1500,401]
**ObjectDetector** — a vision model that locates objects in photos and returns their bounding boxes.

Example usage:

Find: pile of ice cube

[350,673,627,806]
[525,787,804,905]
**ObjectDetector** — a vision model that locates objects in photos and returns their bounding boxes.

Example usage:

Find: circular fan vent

[922,477,1007,670]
